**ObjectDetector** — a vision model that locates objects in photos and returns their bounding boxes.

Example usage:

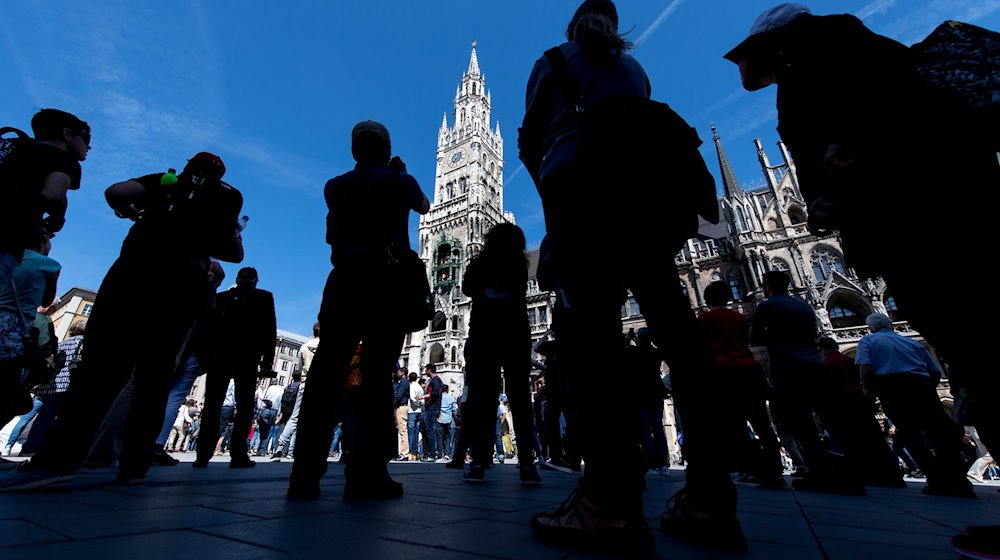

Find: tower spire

[468,40,480,75]
[712,125,741,199]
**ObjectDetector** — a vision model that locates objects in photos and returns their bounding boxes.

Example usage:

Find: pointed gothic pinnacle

[441,113,448,130]
[468,40,481,75]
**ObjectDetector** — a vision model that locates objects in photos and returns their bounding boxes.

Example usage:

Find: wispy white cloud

[855,0,898,20]
[635,0,687,47]
[691,88,748,124]
[877,0,1000,45]
[0,21,44,107]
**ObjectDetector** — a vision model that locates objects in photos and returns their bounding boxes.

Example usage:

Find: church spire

[712,125,741,199]
[468,40,480,75]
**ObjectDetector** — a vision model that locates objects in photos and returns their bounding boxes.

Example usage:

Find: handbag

[387,244,434,333]
[10,284,58,386]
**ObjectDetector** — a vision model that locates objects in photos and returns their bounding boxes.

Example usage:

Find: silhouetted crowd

[1,1,998,558]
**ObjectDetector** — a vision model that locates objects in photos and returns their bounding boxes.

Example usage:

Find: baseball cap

[724,3,812,62]
[351,120,390,146]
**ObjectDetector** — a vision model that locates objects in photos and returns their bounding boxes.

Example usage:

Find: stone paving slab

[0,457,997,559]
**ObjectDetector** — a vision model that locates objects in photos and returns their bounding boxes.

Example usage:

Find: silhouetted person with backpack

[0,152,244,491]
[518,1,733,554]
[0,109,89,294]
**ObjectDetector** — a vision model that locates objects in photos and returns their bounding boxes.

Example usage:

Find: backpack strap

[0,127,30,140]
[544,47,584,113]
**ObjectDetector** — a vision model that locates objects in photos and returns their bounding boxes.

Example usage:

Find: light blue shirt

[854,329,939,377]
[0,249,60,318]
[437,393,457,425]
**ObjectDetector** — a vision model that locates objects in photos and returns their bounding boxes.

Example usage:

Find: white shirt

[408,382,424,414]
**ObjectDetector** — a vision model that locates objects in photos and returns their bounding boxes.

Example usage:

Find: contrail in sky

[635,0,687,47]
[855,0,898,20]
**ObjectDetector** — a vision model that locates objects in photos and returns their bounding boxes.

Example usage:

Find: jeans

[6,395,42,448]
[423,410,440,458]
[155,353,202,446]
[329,422,343,454]
[21,394,64,455]
[437,422,453,458]
[264,421,285,454]
[406,412,420,455]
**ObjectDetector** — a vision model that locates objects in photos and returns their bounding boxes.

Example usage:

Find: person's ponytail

[567,12,632,59]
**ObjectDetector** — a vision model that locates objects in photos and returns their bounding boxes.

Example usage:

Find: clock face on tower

[449,150,464,166]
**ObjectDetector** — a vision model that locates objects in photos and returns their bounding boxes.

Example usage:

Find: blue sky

[2,0,998,335]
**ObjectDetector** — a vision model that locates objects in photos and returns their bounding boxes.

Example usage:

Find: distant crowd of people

[1,1,998,558]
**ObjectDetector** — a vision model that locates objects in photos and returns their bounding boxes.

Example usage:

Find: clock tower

[405,42,514,392]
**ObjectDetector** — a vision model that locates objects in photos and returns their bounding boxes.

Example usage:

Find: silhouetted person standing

[698,281,783,487]
[1,109,89,294]
[724,0,999,508]
[856,313,972,498]
[519,1,732,554]
[195,266,276,469]
[0,152,244,490]
[461,223,540,486]
[287,120,429,500]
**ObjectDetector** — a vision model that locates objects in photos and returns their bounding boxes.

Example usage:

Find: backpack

[912,21,1000,112]
[281,381,300,412]
[542,47,719,244]
[0,127,31,167]
[0,127,33,195]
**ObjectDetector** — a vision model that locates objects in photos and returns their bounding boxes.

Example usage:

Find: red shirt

[698,307,759,369]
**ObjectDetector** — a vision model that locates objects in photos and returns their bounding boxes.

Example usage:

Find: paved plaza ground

[0,456,997,559]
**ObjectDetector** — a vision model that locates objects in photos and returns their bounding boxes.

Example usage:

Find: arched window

[429,343,445,363]
[459,177,468,194]
[460,109,466,124]
[680,281,689,300]
[451,347,458,363]
[472,83,477,95]
[828,304,865,329]
[788,206,805,225]
[810,246,847,282]
[737,207,748,232]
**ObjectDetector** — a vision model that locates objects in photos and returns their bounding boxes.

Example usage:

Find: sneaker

[151,451,180,467]
[270,451,284,461]
[531,481,653,556]
[463,464,486,483]
[969,473,986,484]
[0,466,76,492]
[342,479,404,502]
[520,465,542,487]
[659,487,747,552]
[953,528,1000,560]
